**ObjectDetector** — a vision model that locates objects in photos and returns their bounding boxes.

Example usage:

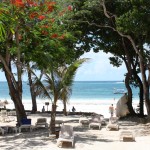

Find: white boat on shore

[113,88,126,94]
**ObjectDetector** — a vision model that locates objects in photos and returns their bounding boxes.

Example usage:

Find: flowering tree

[0,0,78,124]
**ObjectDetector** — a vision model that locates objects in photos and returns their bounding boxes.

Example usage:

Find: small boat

[113,88,126,94]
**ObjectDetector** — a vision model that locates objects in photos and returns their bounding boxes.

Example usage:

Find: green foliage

[64,0,150,95]
[109,57,123,67]
[0,21,6,41]
[116,5,150,37]
[0,0,81,73]
[33,58,88,104]
[68,0,150,65]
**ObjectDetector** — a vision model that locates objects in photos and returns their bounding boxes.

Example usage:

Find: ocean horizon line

[0,80,124,82]
[0,81,139,104]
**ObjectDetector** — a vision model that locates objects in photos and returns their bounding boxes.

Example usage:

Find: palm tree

[60,86,71,116]
[33,58,88,134]
[26,63,45,113]
[59,59,89,116]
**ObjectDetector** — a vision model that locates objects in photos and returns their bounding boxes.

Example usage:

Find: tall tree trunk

[139,59,150,115]
[122,37,136,115]
[125,73,136,115]
[15,29,22,101]
[50,103,57,134]
[27,66,37,113]
[0,47,26,124]
[63,101,67,116]
[134,73,144,116]
[148,68,150,86]
[5,70,26,125]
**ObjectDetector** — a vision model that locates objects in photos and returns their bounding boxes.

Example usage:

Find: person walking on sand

[109,104,114,117]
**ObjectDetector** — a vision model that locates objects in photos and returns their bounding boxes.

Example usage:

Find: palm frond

[30,69,52,102]
[60,86,72,103]
[63,58,89,87]
[0,21,6,41]
[59,58,89,102]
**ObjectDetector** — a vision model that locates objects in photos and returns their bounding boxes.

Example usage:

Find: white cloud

[75,51,127,81]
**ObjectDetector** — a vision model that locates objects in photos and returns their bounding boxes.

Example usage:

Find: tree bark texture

[134,73,144,116]
[63,101,67,116]
[27,68,37,113]
[139,59,150,115]
[125,73,136,115]
[50,103,57,134]
[4,69,26,124]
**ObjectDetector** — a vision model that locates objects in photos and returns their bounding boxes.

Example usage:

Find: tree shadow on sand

[73,125,113,146]
[75,134,113,145]
[73,125,90,132]
[0,129,53,150]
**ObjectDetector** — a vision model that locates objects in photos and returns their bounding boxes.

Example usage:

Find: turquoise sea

[0,81,139,102]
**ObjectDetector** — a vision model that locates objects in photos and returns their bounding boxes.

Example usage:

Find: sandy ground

[0,113,150,150]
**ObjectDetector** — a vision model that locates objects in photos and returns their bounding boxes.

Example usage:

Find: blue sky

[0,51,127,81]
[75,51,126,81]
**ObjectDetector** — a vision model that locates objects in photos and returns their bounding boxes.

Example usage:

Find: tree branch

[100,0,144,61]
[0,54,17,88]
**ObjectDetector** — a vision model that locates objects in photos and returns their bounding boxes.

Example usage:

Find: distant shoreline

[0,81,139,101]
[3,99,142,118]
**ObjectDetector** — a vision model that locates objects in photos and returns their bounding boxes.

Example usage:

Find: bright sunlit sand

[0,103,150,150]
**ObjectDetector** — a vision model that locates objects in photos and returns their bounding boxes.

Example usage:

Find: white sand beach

[5,99,143,118]
[1,106,150,150]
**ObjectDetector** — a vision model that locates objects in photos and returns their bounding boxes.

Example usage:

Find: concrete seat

[119,131,135,142]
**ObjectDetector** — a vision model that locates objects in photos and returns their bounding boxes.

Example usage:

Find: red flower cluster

[29,12,38,19]
[50,34,65,40]
[38,15,45,20]
[58,34,65,40]
[41,25,49,28]
[10,0,24,7]
[51,33,58,38]
[59,5,73,16]
[68,5,72,11]
[41,25,49,35]
[27,0,37,7]
[29,13,46,20]
[41,30,48,35]
[47,1,56,12]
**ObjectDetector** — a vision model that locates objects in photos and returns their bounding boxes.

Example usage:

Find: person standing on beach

[42,106,45,112]
[109,104,114,117]
[72,106,76,112]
